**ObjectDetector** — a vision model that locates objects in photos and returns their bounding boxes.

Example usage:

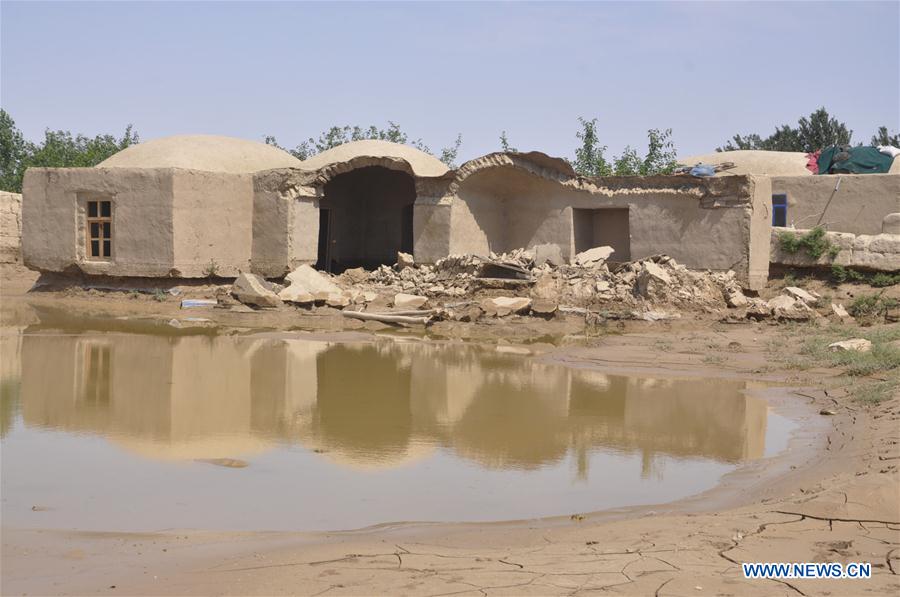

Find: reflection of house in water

[13,332,767,474]
[0,327,25,437]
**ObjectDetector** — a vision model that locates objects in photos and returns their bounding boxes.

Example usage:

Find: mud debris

[223,249,866,325]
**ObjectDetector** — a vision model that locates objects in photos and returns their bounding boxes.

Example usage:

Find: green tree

[640,128,678,175]
[25,126,139,169]
[439,134,463,168]
[0,109,31,193]
[581,122,677,177]
[797,107,851,152]
[0,111,139,193]
[717,107,851,153]
[613,146,642,175]
[499,130,517,153]
[572,117,612,176]
[267,122,462,167]
[872,126,900,147]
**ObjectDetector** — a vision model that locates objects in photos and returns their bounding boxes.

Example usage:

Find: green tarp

[817,145,894,175]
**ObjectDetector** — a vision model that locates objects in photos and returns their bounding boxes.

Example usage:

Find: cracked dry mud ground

[3,388,897,597]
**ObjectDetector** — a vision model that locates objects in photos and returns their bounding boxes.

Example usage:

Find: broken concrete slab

[278,285,315,304]
[636,262,672,297]
[284,264,341,295]
[340,267,369,284]
[393,293,428,309]
[784,286,820,305]
[531,298,558,315]
[232,273,282,308]
[831,303,852,320]
[767,294,812,320]
[325,293,350,308]
[574,246,614,266]
[396,252,415,271]
[725,288,749,308]
[829,338,872,353]
[480,296,532,317]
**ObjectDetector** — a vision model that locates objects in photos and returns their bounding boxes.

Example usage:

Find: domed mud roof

[299,140,450,177]
[97,134,304,174]
[679,150,811,177]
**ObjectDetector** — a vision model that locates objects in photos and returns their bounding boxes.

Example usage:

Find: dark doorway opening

[316,167,416,273]
[572,208,631,262]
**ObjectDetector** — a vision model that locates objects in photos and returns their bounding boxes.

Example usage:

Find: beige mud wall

[250,179,292,277]
[412,199,452,264]
[171,170,253,277]
[771,173,900,235]
[22,168,176,276]
[288,198,320,269]
[251,169,319,277]
[1,191,22,263]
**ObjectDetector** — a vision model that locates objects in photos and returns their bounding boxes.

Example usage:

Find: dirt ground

[2,264,898,596]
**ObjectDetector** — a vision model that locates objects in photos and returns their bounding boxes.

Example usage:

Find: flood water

[0,322,795,532]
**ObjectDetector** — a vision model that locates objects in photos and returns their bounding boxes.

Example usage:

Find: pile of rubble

[220,246,866,325]
[366,248,743,316]
[743,286,851,323]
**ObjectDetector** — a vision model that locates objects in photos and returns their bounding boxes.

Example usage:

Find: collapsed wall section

[444,155,770,289]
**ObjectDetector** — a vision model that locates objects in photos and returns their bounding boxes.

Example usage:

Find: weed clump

[847,293,898,322]
[779,226,840,260]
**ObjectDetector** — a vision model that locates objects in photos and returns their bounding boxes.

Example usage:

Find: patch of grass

[830,264,866,284]
[830,265,900,287]
[652,340,673,352]
[778,226,840,260]
[871,272,900,288]
[793,324,900,378]
[702,354,726,365]
[851,377,899,404]
[203,258,220,278]
[152,289,167,302]
[847,293,898,323]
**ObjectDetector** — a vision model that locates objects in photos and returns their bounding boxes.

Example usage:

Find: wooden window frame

[86,200,113,260]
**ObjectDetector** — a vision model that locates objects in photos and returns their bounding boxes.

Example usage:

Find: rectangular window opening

[772,194,787,228]
[86,200,113,260]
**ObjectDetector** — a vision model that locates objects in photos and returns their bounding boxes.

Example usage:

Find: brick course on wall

[771,226,900,272]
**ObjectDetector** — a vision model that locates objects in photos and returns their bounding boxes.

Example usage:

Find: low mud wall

[771,174,900,235]
[1,191,22,264]
[771,226,900,272]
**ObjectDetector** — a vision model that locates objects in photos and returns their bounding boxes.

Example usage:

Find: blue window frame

[772,194,787,227]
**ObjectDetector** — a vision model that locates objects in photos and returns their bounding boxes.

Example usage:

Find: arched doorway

[316,166,415,272]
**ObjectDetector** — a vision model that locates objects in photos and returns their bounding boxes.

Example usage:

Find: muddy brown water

[0,324,796,532]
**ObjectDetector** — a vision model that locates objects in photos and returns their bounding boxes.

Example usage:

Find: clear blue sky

[2,1,898,162]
